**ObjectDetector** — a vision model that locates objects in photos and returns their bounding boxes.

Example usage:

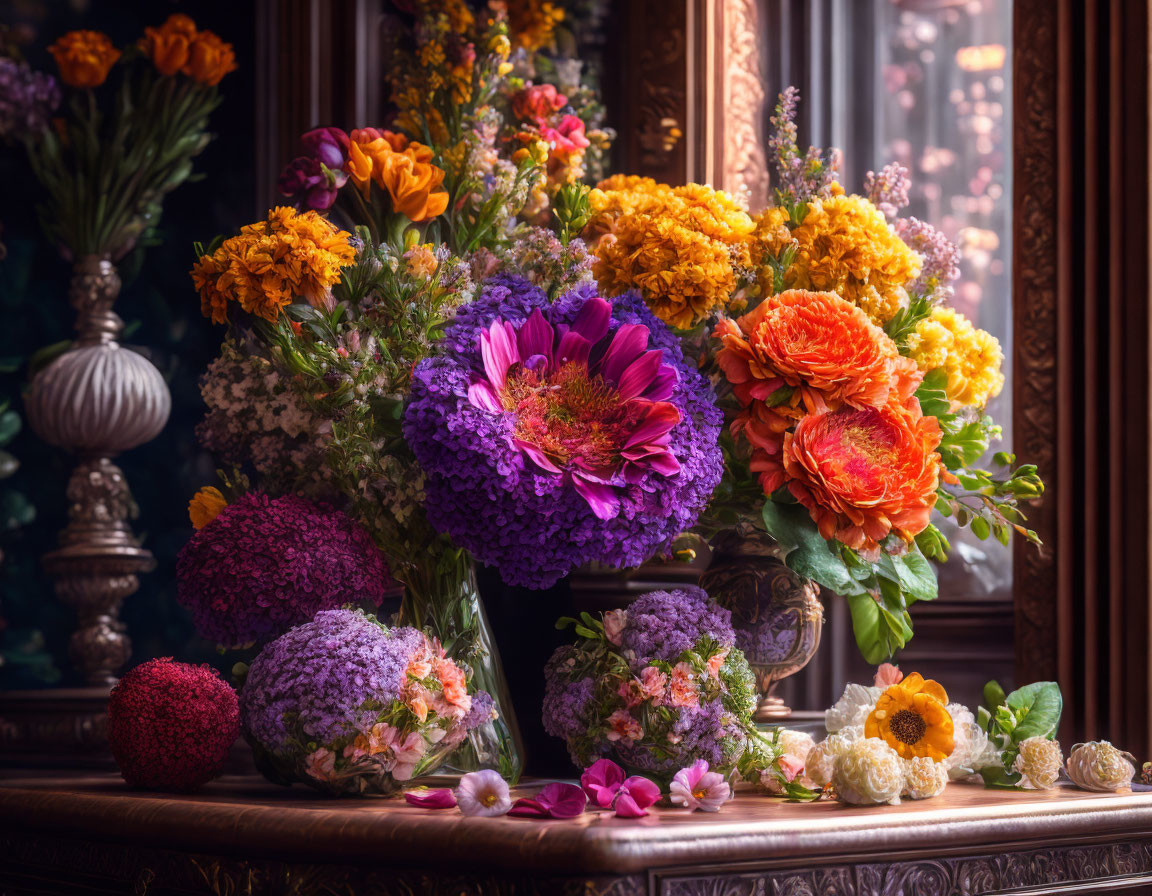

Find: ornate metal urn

[699,525,823,722]
[24,255,171,686]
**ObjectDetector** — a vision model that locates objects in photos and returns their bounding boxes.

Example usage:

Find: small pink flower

[669,662,700,708]
[670,759,731,812]
[304,747,337,783]
[605,709,643,744]
[456,769,512,817]
[874,663,904,687]
[581,758,626,807]
[603,609,627,646]
[778,754,805,782]
[639,666,668,703]
[389,730,427,781]
[404,788,457,809]
[618,677,645,708]
[407,651,433,680]
[614,776,662,818]
[706,648,729,679]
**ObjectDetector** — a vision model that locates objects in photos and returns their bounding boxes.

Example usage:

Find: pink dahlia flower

[467,299,682,520]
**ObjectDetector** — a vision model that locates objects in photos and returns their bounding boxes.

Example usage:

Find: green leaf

[887,545,938,604]
[980,765,1022,789]
[1005,681,1063,742]
[915,368,951,418]
[983,680,1007,712]
[0,411,20,446]
[761,501,864,597]
[846,591,911,664]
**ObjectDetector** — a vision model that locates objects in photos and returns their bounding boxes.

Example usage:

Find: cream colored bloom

[761,729,819,794]
[825,683,881,733]
[806,726,864,787]
[945,703,999,781]
[902,756,949,800]
[1066,741,1135,792]
[1013,737,1064,789]
[777,729,817,763]
[833,737,904,805]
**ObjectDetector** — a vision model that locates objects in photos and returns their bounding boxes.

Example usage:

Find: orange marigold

[139,14,197,76]
[183,30,237,86]
[49,30,120,88]
[781,400,942,554]
[191,207,355,324]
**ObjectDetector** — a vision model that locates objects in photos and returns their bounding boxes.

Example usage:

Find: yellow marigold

[507,0,564,51]
[191,207,355,324]
[669,184,755,244]
[907,307,1005,408]
[188,486,227,530]
[866,673,955,761]
[594,213,738,329]
[585,185,677,245]
[766,193,922,325]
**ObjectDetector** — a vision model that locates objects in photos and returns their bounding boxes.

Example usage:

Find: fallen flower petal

[581,758,626,808]
[616,775,661,817]
[508,797,550,818]
[403,788,457,809]
[456,769,512,817]
[536,782,589,818]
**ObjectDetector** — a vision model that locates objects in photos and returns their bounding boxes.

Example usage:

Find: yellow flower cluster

[907,307,1005,408]
[191,207,355,325]
[589,180,754,329]
[754,192,922,325]
[507,0,565,51]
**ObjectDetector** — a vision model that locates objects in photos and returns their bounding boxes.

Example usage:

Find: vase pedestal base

[754,694,792,723]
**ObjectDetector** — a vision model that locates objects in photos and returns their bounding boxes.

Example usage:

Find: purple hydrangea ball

[239,609,424,752]
[618,586,735,667]
[176,493,392,647]
[403,276,723,588]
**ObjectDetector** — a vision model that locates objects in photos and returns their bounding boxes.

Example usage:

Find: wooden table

[2,772,1152,895]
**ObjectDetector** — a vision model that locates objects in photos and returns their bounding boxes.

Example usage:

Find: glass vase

[397,544,525,783]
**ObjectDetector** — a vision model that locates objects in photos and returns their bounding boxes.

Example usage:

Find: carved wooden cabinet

[2,773,1152,895]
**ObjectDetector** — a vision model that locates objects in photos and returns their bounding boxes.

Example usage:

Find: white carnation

[945,703,999,780]
[902,756,949,800]
[833,737,904,805]
[778,729,817,763]
[806,726,865,787]
[825,683,881,733]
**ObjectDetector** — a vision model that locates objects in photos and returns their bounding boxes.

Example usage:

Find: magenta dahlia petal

[600,323,650,383]
[556,330,592,366]
[581,758,626,807]
[643,366,679,402]
[517,308,555,362]
[625,402,681,449]
[572,473,620,520]
[513,438,563,473]
[507,797,549,817]
[468,380,503,413]
[481,320,519,391]
[616,349,664,401]
[570,294,612,342]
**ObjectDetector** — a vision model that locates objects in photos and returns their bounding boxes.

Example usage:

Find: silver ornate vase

[24,255,171,687]
[699,526,823,722]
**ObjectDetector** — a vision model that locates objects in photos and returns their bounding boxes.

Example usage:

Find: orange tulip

[183,31,237,86]
[374,152,449,222]
[48,30,120,88]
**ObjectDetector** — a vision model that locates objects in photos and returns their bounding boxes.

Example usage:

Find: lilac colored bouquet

[240,609,497,796]
[175,493,393,647]
[541,587,759,780]
[403,276,723,588]
[0,58,60,142]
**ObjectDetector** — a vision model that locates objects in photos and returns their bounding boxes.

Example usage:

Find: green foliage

[975,679,1063,788]
[883,292,934,350]
[760,500,937,664]
[553,182,592,245]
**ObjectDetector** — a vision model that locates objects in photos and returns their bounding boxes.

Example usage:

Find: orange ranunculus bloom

[48,30,120,88]
[183,30,237,86]
[781,399,942,555]
[351,128,410,153]
[140,14,198,76]
[188,486,227,530]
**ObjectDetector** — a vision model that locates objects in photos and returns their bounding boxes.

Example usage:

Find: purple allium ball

[176,493,392,647]
[618,586,735,667]
[403,276,723,588]
[239,609,425,753]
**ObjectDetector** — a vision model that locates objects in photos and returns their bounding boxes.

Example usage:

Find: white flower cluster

[811,731,950,805]
[944,702,1001,781]
[197,340,332,490]
[1013,736,1064,789]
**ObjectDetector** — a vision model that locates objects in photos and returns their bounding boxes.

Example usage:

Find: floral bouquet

[542,586,802,789]
[240,608,497,796]
[12,15,235,261]
[583,88,1044,664]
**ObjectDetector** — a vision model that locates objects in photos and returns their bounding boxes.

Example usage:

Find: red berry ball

[108,658,240,792]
